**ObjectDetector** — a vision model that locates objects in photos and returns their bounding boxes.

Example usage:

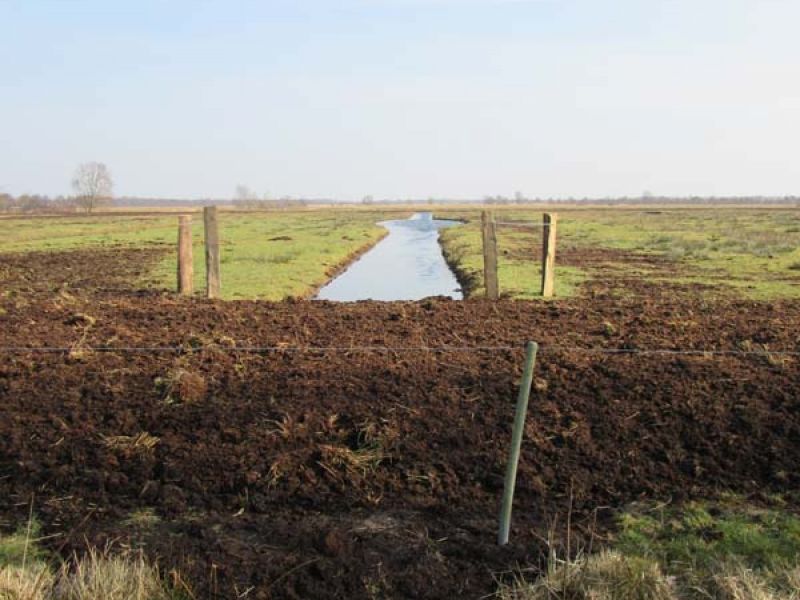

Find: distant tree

[235,184,258,203]
[0,193,11,212]
[71,162,113,213]
[362,195,374,205]
[52,195,72,211]
[17,194,49,212]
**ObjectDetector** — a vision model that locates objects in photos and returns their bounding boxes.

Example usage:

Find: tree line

[3,165,800,213]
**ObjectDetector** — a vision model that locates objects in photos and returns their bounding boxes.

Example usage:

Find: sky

[1,0,799,200]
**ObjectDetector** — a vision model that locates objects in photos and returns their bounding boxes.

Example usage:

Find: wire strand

[0,345,797,356]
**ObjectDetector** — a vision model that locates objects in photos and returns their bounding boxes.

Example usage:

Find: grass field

[436,206,800,300]
[0,210,396,300]
[2,206,800,300]
[437,215,587,299]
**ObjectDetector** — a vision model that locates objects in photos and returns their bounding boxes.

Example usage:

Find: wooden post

[204,206,221,299]
[482,210,499,300]
[177,216,193,295]
[498,341,539,545]
[541,213,557,298]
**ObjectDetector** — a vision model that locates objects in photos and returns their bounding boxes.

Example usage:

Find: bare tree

[71,162,113,213]
[235,184,258,202]
[232,184,264,208]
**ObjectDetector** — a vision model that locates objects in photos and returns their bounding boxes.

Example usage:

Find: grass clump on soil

[52,548,175,600]
[122,509,162,530]
[499,551,673,600]
[319,443,385,478]
[501,498,800,599]
[265,416,395,507]
[102,432,160,455]
[154,368,206,404]
[0,520,183,600]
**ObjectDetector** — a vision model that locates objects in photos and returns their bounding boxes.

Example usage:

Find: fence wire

[0,345,797,357]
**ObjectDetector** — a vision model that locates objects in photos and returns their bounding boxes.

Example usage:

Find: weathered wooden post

[177,216,193,295]
[481,210,499,299]
[204,206,221,299]
[541,213,557,298]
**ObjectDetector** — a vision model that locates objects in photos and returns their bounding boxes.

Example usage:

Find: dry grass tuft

[122,509,161,529]
[0,562,54,600]
[1,544,177,600]
[54,548,172,600]
[499,550,675,600]
[266,453,294,488]
[500,555,800,600]
[706,562,800,600]
[318,444,385,477]
[155,368,207,404]
[102,432,160,456]
[64,314,96,362]
[269,413,305,441]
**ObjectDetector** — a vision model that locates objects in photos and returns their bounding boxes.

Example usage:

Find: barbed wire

[0,344,797,357]
[0,345,514,354]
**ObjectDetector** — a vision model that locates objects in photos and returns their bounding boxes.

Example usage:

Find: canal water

[316,213,463,301]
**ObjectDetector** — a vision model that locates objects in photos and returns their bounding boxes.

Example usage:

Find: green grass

[439,220,586,299]
[0,210,393,300]
[437,207,800,300]
[4,206,800,300]
[502,497,800,599]
[616,498,800,578]
[0,520,46,568]
[148,211,392,300]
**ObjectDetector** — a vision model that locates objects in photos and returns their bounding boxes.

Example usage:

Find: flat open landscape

[1,205,800,599]
[7,2,800,597]
[5,205,799,301]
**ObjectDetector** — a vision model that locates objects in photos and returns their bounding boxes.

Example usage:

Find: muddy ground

[1,248,799,599]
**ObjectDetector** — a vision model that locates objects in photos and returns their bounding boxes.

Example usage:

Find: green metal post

[498,341,539,545]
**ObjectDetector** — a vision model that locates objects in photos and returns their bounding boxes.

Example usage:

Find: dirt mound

[0,249,799,598]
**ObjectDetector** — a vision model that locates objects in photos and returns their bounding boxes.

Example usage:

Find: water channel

[316,212,463,301]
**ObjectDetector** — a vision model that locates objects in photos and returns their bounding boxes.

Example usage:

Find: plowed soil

[1,248,799,599]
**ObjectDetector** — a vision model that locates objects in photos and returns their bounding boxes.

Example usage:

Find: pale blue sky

[1,0,799,200]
